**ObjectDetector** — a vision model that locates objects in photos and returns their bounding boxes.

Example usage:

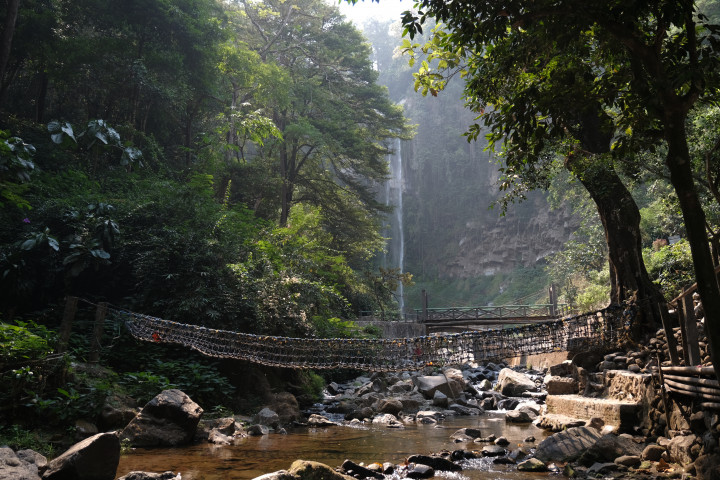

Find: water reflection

[116,414,550,480]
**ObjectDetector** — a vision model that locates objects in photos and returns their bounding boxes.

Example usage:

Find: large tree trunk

[0,0,19,109]
[664,114,720,381]
[566,154,665,334]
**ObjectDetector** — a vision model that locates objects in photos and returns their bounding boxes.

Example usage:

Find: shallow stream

[115,414,550,480]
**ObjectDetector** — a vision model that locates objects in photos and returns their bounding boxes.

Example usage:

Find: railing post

[57,296,78,354]
[89,302,108,363]
[659,305,680,365]
[681,292,701,366]
[421,289,428,322]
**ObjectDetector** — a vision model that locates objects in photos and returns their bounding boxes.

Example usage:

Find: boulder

[667,434,699,465]
[42,432,120,480]
[535,414,585,432]
[406,464,434,479]
[476,379,493,391]
[117,473,179,480]
[255,408,281,428]
[694,453,720,480]
[517,458,547,472]
[288,460,355,480]
[0,447,44,480]
[544,376,577,395]
[120,390,203,447]
[377,398,403,416]
[414,375,450,399]
[372,414,400,425]
[615,455,642,467]
[642,444,666,461]
[345,407,374,421]
[416,411,443,422]
[534,426,602,463]
[270,393,301,424]
[578,433,643,467]
[340,460,383,479]
[206,417,246,445]
[432,391,449,408]
[506,410,533,423]
[497,369,536,396]
[307,414,338,427]
[450,428,482,442]
[247,424,270,436]
[481,445,506,457]
[406,454,460,471]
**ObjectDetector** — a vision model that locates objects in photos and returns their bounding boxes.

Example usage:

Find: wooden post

[421,289,428,322]
[89,302,108,363]
[659,305,680,365]
[681,293,702,366]
[57,296,78,354]
[549,284,557,316]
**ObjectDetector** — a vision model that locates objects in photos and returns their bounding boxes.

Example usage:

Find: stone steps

[545,395,640,432]
[543,369,654,433]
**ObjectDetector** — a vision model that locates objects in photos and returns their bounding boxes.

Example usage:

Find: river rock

[534,426,602,462]
[476,379,493,391]
[535,413,585,432]
[642,444,666,461]
[345,406,374,421]
[121,390,203,447]
[578,433,643,466]
[377,398,403,415]
[406,464,434,479]
[341,460,383,479]
[450,428,482,442]
[307,414,337,427]
[497,368,536,396]
[615,455,642,467]
[288,460,355,480]
[407,454,460,471]
[694,453,720,480]
[517,458,547,472]
[496,398,519,410]
[0,447,43,480]
[42,432,120,480]
[255,408,280,428]
[506,410,533,423]
[416,411,443,422]
[117,472,179,480]
[247,424,270,436]
[667,433,699,465]
[433,391,449,408]
[204,417,246,444]
[481,445,506,457]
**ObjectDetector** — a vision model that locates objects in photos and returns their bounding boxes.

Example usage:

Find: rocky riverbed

[4,295,720,480]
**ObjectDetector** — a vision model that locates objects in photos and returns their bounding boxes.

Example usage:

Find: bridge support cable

[113,303,637,371]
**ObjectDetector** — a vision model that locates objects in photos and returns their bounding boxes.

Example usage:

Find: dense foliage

[0,0,410,432]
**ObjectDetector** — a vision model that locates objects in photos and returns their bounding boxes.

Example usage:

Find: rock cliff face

[446,193,579,278]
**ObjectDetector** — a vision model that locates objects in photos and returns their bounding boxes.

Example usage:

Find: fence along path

[114,303,637,372]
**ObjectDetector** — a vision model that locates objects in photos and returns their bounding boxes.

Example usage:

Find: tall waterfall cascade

[384,138,405,314]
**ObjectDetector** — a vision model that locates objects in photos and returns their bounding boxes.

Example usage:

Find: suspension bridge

[113,302,636,372]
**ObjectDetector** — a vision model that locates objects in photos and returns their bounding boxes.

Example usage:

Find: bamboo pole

[665,378,720,400]
[663,374,720,389]
[659,306,680,365]
[661,366,716,376]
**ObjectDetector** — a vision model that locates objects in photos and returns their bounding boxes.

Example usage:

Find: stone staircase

[543,369,655,433]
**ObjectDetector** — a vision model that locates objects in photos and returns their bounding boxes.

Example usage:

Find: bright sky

[337,0,414,27]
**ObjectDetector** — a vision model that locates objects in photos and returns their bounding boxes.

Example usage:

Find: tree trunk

[664,115,720,382]
[0,0,19,109]
[566,154,665,334]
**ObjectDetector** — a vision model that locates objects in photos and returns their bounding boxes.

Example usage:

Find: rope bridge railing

[114,303,636,372]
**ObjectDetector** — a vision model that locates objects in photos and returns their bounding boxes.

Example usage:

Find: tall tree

[235,0,411,259]
[399,0,720,366]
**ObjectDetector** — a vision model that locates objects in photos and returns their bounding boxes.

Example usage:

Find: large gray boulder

[255,408,280,428]
[0,447,44,480]
[42,432,119,480]
[120,389,203,447]
[534,426,602,462]
[497,368,536,396]
[578,433,644,466]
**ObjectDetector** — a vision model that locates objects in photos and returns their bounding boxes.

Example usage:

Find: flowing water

[116,414,550,480]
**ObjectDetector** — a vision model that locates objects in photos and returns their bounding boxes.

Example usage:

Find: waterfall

[386,138,405,315]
